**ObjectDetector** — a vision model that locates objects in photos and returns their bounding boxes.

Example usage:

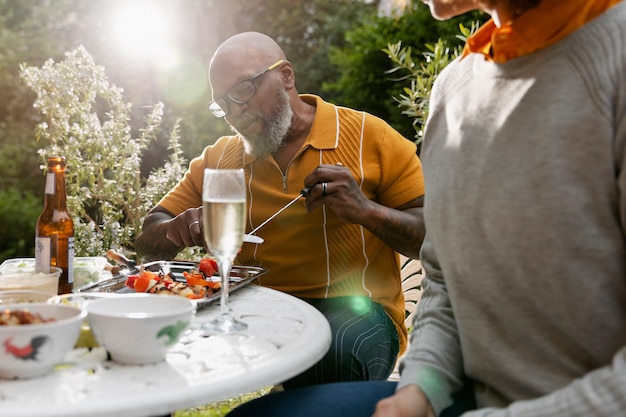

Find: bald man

[135,32,425,388]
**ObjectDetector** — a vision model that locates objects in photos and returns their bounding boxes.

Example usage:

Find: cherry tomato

[125,275,139,289]
[198,258,218,277]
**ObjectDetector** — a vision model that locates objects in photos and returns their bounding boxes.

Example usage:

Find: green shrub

[0,187,41,262]
[384,22,480,150]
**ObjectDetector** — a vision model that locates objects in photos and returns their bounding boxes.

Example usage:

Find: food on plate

[198,258,218,276]
[125,258,220,299]
[0,308,55,325]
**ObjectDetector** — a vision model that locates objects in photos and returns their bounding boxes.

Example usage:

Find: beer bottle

[35,156,74,294]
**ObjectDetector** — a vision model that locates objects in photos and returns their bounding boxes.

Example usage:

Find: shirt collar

[462,0,621,63]
[300,94,339,150]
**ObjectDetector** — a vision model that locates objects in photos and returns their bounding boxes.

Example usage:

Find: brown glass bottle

[35,156,75,294]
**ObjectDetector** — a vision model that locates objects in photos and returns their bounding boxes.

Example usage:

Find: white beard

[231,87,293,159]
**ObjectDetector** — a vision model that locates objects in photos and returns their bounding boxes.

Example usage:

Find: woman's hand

[372,385,435,417]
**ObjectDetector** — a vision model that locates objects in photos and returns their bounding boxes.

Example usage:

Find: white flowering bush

[20,45,187,258]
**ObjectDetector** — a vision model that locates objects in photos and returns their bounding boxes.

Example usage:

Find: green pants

[282,296,399,389]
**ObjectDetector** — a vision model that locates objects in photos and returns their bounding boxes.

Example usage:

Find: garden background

[0,0,485,262]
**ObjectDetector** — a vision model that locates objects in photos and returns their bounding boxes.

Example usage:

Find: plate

[76,261,267,310]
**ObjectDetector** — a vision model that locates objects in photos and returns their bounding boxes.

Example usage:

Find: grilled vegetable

[125,258,219,299]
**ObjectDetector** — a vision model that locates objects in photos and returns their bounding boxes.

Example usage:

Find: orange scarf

[462,0,622,63]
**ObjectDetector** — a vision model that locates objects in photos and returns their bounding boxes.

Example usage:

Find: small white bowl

[86,294,195,365]
[47,293,118,349]
[0,303,86,379]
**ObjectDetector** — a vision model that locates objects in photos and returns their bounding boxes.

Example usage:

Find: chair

[388,254,424,381]
[399,254,424,328]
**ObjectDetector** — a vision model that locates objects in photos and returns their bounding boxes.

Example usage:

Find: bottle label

[68,237,75,284]
[35,236,52,273]
[45,172,55,195]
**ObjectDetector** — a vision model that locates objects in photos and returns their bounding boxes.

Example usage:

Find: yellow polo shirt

[462,0,621,63]
[159,94,424,353]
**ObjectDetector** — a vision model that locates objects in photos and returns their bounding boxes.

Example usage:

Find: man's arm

[134,205,204,262]
[360,197,424,259]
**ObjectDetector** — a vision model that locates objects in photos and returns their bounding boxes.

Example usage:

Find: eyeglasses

[208,59,284,118]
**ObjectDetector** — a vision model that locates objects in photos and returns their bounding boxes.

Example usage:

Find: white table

[0,285,332,417]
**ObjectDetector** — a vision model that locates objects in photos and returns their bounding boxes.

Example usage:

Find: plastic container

[0,257,108,290]
[0,267,62,295]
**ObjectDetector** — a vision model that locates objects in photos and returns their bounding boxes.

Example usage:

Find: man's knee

[286,297,400,385]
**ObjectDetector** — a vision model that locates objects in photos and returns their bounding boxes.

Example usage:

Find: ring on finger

[322,182,328,196]
[188,221,200,230]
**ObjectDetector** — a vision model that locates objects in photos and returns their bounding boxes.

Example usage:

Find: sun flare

[107,1,208,106]
[109,2,178,68]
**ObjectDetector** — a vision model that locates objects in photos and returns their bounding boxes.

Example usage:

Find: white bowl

[47,293,118,349]
[0,303,86,379]
[86,294,195,365]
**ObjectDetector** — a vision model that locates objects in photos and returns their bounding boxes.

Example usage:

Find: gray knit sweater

[398,2,626,416]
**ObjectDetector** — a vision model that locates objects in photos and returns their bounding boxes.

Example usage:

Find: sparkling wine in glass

[202,168,248,332]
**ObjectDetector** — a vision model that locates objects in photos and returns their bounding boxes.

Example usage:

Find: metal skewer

[248,186,312,236]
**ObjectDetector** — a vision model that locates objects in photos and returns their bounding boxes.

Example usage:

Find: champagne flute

[201,168,248,332]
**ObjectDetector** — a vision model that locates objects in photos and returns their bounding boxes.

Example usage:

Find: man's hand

[372,385,435,417]
[164,207,204,248]
[303,164,424,259]
[134,206,204,262]
[303,164,373,224]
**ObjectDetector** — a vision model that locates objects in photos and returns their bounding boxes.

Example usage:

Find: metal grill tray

[77,261,267,310]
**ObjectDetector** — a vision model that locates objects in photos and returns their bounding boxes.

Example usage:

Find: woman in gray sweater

[379,0,626,416]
